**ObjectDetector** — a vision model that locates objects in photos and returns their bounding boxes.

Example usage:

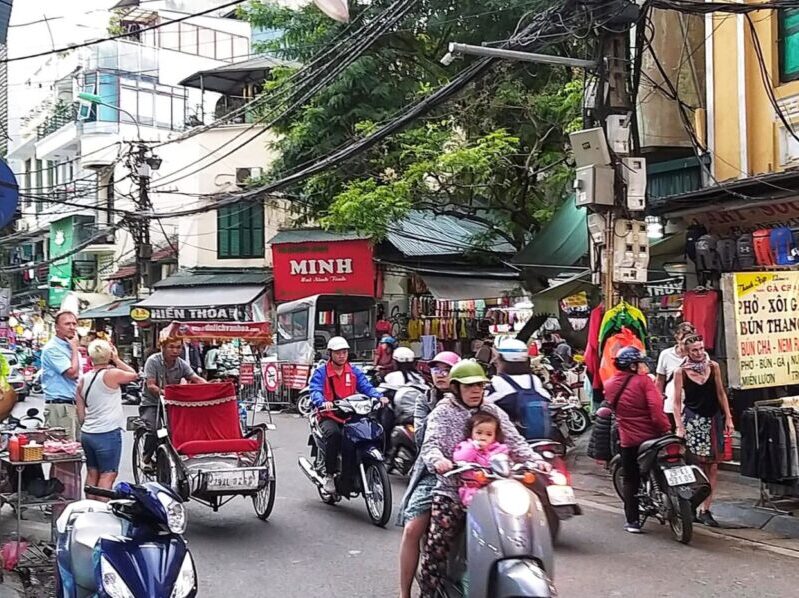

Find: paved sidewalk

[0,505,54,597]
[568,440,799,555]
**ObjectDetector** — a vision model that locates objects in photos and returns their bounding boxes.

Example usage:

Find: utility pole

[133,143,153,299]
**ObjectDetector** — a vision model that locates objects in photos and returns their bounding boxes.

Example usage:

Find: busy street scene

[1,0,799,597]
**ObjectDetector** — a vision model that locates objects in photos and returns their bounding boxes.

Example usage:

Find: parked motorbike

[552,393,591,436]
[55,482,196,598]
[439,454,557,597]
[610,434,711,544]
[30,369,42,395]
[122,376,143,405]
[298,394,393,527]
[527,439,581,540]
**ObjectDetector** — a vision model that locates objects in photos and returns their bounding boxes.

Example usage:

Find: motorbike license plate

[664,466,696,487]
[205,469,259,491]
[546,485,576,506]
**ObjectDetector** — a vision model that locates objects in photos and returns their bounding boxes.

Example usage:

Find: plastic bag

[599,327,645,385]
[1,540,29,570]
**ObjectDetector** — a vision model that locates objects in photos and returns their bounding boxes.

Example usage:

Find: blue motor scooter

[55,482,196,598]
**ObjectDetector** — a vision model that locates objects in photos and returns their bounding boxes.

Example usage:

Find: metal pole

[447,43,597,69]
[134,143,152,299]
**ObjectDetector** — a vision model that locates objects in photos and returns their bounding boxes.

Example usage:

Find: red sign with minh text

[271,239,376,301]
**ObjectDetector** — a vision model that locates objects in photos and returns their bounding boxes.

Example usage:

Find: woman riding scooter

[396,351,460,598]
[418,360,537,596]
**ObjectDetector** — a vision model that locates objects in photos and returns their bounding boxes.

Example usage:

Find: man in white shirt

[655,322,696,430]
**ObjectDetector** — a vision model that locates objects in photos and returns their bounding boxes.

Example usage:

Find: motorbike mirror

[490,453,512,478]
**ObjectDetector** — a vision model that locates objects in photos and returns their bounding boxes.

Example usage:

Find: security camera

[440,52,456,66]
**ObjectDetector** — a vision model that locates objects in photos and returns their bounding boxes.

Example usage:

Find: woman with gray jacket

[397,351,460,598]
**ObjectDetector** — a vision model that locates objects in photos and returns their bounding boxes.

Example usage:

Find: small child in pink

[452,411,509,506]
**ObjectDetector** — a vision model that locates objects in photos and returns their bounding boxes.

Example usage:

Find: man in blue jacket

[309,336,385,494]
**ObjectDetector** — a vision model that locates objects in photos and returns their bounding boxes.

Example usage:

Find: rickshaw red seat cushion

[176,439,259,457]
[164,382,255,456]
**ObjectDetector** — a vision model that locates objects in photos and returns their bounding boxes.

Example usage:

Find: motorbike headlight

[157,492,187,534]
[494,480,531,517]
[169,553,196,598]
[353,401,372,415]
[549,471,569,486]
[100,556,134,598]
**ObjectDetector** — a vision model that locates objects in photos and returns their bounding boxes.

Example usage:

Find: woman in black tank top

[673,334,733,528]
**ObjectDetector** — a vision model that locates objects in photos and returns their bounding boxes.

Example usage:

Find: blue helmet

[614,347,646,371]
[380,336,397,347]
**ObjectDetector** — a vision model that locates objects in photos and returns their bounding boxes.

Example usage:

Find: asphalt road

[17,395,799,597]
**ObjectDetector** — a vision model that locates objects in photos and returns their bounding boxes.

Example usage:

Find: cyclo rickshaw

[131,321,276,521]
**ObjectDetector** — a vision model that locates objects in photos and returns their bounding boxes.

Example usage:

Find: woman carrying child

[417,360,537,596]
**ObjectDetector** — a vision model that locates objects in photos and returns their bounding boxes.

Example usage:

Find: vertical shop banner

[723,272,799,389]
[271,239,376,301]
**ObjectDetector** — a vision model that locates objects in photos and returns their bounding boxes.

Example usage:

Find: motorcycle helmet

[614,346,646,371]
[380,336,397,347]
[430,351,460,368]
[449,360,489,385]
[393,347,415,363]
[327,336,350,351]
[497,338,529,362]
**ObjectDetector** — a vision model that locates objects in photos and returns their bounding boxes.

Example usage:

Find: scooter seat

[638,435,681,456]
[70,512,125,590]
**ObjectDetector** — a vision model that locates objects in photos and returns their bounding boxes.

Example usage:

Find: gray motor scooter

[438,454,556,597]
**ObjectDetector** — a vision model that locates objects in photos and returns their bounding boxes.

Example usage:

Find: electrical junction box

[612,219,649,284]
[574,165,614,207]
[621,156,647,211]
[569,128,611,167]
[587,213,606,245]
[606,115,631,155]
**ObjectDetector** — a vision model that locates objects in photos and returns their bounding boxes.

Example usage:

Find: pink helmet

[430,351,460,368]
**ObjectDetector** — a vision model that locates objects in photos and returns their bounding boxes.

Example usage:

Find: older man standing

[41,311,81,440]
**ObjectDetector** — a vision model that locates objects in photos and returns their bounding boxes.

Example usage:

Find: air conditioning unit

[235,167,263,187]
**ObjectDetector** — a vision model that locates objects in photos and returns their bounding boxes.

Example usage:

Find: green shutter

[217,203,265,259]
[782,9,799,81]
[217,208,229,258]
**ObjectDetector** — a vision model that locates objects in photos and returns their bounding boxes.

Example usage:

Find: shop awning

[531,275,596,315]
[512,197,589,277]
[137,285,264,309]
[419,275,522,301]
[179,55,297,95]
[79,298,138,320]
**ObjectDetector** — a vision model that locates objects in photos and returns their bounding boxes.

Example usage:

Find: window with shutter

[780,9,799,82]
[217,202,265,259]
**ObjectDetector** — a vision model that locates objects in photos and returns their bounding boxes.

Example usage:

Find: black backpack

[717,238,736,271]
[685,224,708,262]
[736,233,755,269]
[694,234,720,272]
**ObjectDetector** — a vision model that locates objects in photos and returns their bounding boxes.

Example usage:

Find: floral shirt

[420,398,535,500]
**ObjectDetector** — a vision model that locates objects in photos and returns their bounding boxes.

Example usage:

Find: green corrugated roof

[512,196,588,271]
[154,269,273,288]
[79,298,138,319]
[268,229,369,245]
[387,212,516,257]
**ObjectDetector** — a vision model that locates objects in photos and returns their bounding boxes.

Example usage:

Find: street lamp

[77,91,142,140]
[313,0,349,23]
[443,43,597,70]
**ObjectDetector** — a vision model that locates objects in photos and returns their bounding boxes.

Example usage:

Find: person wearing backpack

[606,347,671,533]
[485,338,552,439]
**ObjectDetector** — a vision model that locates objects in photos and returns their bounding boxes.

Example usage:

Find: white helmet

[393,346,416,363]
[497,338,529,362]
[327,336,350,351]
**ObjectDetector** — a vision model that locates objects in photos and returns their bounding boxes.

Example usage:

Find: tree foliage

[242,0,584,250]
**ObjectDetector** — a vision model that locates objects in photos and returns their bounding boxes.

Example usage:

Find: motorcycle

[527,439,581,540]
[610,434,711,544]
[383,382,427,476]
[122,376,143,405]
[298,394,393,527]
[439,454,557,597]
[55,482,196,598]
[552,393,591,436]
[295,361,382,417]
[30,369,42,395]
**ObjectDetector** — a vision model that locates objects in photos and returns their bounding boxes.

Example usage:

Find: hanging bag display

[694,234,720,273]
[685,224,708,262]
[736,233,756,269]
[770,227,798,266]
[753,229,776,266]
[716,238,737,272]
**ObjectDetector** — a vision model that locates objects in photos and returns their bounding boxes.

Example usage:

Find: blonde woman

[75,340,138,498]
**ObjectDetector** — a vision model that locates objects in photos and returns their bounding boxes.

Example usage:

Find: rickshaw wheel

[253,441,276,520]
[156,445,185,500]
[132,427,156,485]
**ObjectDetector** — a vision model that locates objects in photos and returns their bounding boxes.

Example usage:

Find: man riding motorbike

[308,337,387,495]
[486,338,551,405]
[383,347,426,387]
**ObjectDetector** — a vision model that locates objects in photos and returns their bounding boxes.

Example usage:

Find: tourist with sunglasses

[396,351,460,598]
[673,334,734,527]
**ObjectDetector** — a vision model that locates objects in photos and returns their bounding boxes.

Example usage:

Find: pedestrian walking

[655,322,696,430]
[41,311,81,440]
[76,340,138,500]
[673,334,734,527]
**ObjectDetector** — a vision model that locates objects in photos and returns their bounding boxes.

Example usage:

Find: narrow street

[90,403,796,598]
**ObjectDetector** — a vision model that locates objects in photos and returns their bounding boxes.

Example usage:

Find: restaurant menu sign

[723,272,799,389]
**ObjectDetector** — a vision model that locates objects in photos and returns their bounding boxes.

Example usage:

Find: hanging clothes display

[583,304,604,392]
[598,301,647,352]
[740,406,799,483]
[682,289,719,351]
[598,327,646,385]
